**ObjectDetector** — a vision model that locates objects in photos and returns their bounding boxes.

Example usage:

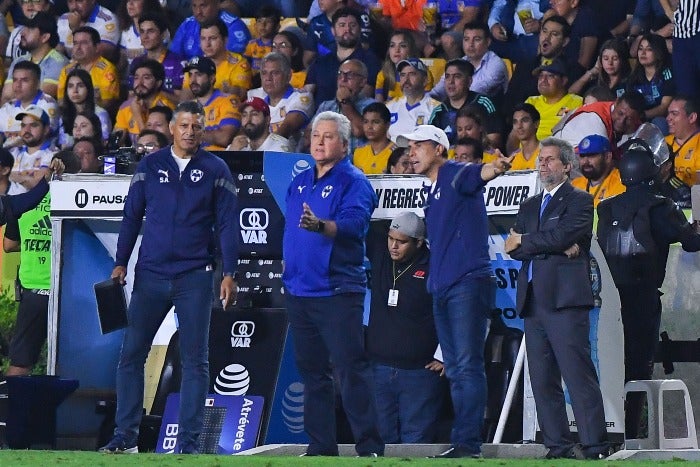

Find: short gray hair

[171,100,205,125]
[312,111,352,145]
[540,137,579,172]
[340,58,368,79]
[261,51,292,80]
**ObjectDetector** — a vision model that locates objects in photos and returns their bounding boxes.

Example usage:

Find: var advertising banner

[156,393,264,454]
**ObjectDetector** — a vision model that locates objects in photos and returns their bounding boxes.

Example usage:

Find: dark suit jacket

[510,181,595,315]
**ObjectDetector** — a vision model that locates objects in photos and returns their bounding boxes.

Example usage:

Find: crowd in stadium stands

[2,0,700,456]
[0,0,695,186]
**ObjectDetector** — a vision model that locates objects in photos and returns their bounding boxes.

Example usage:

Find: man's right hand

[228,135,249,151]
[111,266,127,284]
[67,11,82,31]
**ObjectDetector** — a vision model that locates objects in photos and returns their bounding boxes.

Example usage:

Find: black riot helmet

[618,122,669,186]
[619,147,659,186]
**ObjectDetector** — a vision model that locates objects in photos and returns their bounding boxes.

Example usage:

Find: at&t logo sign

[231,320,255,348]
[214,363,250,395]
[240,208,268,244]
[282,382,304,433]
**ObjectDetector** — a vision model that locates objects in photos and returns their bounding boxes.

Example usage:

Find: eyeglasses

[272,41,290,50]
[337,70,365,80]
[20,0,44,4]
[136,142,157,153]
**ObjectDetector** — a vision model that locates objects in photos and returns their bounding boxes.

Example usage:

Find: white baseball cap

[395,125,450,150]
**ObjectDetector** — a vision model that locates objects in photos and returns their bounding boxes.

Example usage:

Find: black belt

[22,288,50,296]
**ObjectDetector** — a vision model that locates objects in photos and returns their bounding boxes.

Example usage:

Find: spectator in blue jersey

[99,100,239,455]
[438,0,487,33]
[305,7,380,105]
[626,33,675,134]
[129,12,186,100]
[308,0,345,57]
[282,110,383,457]
[396,124,514,458]
[170,0,251,59]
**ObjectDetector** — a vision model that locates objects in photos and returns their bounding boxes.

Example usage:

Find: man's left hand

[425,360,445,376]
[220,276,237,309]
[505,228,522,253]
[493,149,514,174]
[300,202,323,232]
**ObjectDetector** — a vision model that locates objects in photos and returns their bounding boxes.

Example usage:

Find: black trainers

[98,435,138,454]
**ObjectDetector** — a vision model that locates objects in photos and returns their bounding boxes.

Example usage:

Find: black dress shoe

[584,443,620,459]
[545,444,586,460]
[429,446,481,458]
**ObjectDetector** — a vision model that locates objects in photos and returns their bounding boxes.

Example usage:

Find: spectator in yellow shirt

[571,134,625,207]
[509,103,540,171]
[525,59,582,140]
[57,26,120,114]
[185,56,240,150]
[353,102,395,174]
[182,18,253,105]
[666,96,700,187]
[244,6,280,74]
[114,59,177,145]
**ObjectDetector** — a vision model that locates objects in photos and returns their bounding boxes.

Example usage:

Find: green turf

[0,452,696,466]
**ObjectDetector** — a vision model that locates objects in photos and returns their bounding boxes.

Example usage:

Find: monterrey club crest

[190,169,203,182]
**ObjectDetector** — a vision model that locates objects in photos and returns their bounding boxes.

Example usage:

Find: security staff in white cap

[396,124,513,458]
[365,211,445,444]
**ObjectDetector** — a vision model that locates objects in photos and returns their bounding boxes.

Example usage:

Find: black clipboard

[94,278,128,334]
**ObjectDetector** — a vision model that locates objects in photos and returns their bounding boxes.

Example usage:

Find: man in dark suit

[504,137,610,459]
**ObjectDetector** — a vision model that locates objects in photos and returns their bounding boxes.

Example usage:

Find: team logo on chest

[321,185,333,198]
[190,169,203,182]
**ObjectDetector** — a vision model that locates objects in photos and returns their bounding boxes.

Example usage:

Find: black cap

[25,12,57,36]
[533,58,568,77]
[183,56,216,76]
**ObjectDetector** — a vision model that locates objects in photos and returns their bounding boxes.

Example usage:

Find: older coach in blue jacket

[100,101,239,455]
[283,111,383,457]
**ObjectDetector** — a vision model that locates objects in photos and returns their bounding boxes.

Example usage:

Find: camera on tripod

[100,131,143,175]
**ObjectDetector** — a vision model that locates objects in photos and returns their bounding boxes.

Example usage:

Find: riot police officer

[597,124,700,438]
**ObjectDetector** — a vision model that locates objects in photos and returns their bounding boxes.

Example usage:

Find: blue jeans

[372,363,444,443]
[286,293,384,456]
[115,268,213,450]
[432,276,495,454]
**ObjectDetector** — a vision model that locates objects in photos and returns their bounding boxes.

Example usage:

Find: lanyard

[392,259,417,289]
